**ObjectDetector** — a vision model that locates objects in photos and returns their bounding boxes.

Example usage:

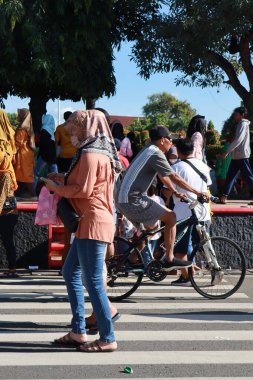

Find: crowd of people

[0,105,252,352]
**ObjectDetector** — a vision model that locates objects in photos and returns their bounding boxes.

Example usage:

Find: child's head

[166,146,178,164]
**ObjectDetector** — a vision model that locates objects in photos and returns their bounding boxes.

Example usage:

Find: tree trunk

[85,97,96,109]
[243,95,253,125]
[29,93,48,136]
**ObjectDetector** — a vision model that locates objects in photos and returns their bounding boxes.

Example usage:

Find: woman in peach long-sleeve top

[44,110,121,353]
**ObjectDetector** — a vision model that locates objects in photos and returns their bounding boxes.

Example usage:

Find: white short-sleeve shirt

[171,158,212,221]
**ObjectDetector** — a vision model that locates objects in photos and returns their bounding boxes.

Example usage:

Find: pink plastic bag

[35,186,61,225]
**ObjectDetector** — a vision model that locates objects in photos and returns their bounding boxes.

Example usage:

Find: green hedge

[206,144,223,161]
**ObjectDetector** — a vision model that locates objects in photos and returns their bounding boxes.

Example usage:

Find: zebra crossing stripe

[0,292,248,299]
[0,313,253,323]
[0,302,252,310]
[1,331,253,342]
[0,351,253,365]
[7,378,253,380]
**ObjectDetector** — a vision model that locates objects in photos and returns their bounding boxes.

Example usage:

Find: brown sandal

[53,332,87,346]
[77,339,117,353]
[219,195,227,204]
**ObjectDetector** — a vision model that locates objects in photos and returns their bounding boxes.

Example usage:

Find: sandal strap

[80,340,103,352]
[94,340,103,352]
[55,332,72,344]
[55,332,86,345]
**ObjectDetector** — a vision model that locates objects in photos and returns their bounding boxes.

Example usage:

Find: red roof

[109,115,143,127]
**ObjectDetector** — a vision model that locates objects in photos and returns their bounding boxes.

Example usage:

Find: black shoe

[171,275,191,287]
[162,258,192,273]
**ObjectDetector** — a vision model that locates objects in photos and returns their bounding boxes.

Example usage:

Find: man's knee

[161,210,176,226]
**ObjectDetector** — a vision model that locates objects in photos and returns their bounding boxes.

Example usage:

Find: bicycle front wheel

[106,237,144,302]
[189,236,246,299]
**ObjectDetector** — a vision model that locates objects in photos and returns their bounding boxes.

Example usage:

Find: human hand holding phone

[47,172,65,184]
[40,177,58,193]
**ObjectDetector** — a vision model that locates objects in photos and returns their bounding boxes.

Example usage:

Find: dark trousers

[0,214,18,269]
[223,158,253,196]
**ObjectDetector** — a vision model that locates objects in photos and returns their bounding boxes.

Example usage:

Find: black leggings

[0,214,18,270]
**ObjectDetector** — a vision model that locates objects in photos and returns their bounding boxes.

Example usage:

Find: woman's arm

[44,154,99,198]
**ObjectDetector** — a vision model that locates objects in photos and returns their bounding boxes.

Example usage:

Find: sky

[4,43,245,132]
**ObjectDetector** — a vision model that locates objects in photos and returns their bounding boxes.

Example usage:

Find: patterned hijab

[65,110,122,174]
[0,110,17,190]
[17,108,35,150]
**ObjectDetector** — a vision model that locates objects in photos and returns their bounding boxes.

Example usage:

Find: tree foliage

[0,0,115,102]
[221,112,237,141]
[207,121,215,131]
[142,92,195,131]
[0,0,162,131]
[131,0,253,120]
[205,130,220,146]
[7,112,18,129]
[0,0,117,131]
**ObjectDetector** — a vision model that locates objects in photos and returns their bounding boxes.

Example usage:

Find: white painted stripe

[0,275,231,284]
[0,292,247,299]
[1,302,252,310]
[0,351,253,365]
[1,331,253,342]
[0,285,66,290]
[118,292,249,299]
[0,274,245,283]
[13,378,253,380]
[0,283,235,290]
[1,313,253,324]
[7,378,253,380]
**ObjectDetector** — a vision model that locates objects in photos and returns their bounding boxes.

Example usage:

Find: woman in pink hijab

[44,110,121,353]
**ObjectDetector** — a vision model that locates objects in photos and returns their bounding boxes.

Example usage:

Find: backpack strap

[182,159,208,183]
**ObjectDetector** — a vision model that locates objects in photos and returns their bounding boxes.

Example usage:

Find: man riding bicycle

[117,125,208,272]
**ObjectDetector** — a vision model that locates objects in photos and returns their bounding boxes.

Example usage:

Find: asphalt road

[0,270,252,379]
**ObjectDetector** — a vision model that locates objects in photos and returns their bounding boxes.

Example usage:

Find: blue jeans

[62,238,115,343]
[143,239,157,269]
[223,158,253,196]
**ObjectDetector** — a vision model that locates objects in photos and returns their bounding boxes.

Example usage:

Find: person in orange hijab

[14,109,36,198]
[0,110,19,278]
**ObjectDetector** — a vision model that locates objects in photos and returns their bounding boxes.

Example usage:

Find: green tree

[221,113,237,141]
[0,0,162,133]
[128,118,150,132]
[0,0,115,133]
[205,120,220,146]
[142,92,195,131]
[208,121,215,131]
[131,0,253,121]
[7,113,18,129]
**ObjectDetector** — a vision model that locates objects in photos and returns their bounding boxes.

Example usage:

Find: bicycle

[106,197,246,301]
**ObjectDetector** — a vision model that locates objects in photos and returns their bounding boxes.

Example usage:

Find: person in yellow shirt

[14,109,36,198]
[55,111,77,173]
[0,110,19,278]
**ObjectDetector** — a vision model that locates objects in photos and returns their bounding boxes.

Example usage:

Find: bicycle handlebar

[180,194,219,206]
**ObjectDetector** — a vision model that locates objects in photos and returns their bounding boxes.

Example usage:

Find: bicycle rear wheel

[189,236,246,299]
[106,237,144,302]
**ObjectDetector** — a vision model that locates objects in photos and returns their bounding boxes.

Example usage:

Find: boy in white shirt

[163,138,212,285]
